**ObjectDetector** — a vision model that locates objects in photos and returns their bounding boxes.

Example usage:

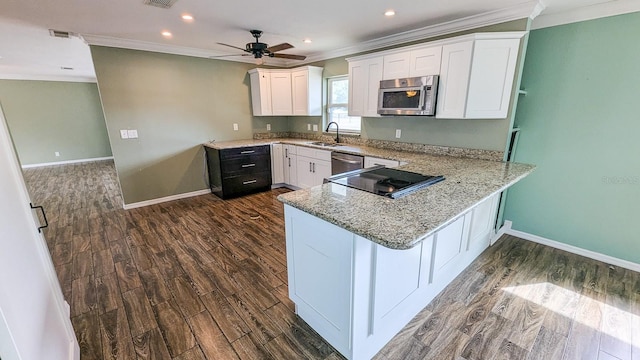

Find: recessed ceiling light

[303,39,312,44]
[162,31,172,37]
[384,10,396,16]
[181,14,194,21]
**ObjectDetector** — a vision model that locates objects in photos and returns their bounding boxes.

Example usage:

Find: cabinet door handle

[288,158,291,167]
[241,163,256,168]
[285,148,288,157]
[242,179,257,185]
[30,203,49,233]
[309,162,312,172]
[240,150,255,154]
[312,163,316,173]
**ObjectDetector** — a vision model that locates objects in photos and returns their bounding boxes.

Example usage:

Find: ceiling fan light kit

[214,29,306,61]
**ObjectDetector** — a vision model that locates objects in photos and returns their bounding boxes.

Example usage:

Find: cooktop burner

[326,166,444,199]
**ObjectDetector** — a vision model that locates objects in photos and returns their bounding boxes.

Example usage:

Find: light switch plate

[120,130,129,139]
[54,151,60,157]
[266,124,271,131]
[307,124,311,131]
[233,123,239,131]
[127,129,138,138]
[395,129,402,138]
[313,124,318,131]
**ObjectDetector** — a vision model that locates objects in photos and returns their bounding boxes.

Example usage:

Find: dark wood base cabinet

[205,145,272,199]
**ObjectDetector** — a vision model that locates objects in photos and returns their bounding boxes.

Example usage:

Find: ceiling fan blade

[272,53,306,61]
[209,54,252,58]
[266,43,294,53]
[216,42,247,52]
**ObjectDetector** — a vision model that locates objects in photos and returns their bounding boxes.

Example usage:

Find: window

[327,76,361,133]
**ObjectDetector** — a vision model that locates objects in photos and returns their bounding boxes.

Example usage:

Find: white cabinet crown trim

[345,32,526,63]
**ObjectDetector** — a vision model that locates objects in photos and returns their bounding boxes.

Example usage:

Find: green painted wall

[90,46,288,204]
[503,13,640,263]
[0,80,112,165]
[290,19,529,151]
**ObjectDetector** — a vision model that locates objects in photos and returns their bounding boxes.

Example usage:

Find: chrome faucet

[325,121,340,143]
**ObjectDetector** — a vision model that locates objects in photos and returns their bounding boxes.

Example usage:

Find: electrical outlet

[313,124,318,132]
[233,123,239,131]
[307,123,311,131]
[54,151,60,157]
[127,129,138,139]
[395,129,402,138]
[120,130,129,139]
[266,123,271,131]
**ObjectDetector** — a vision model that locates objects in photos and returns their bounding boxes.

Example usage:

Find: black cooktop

[326,167,444,199]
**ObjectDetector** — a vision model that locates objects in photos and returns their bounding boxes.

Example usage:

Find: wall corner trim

[21,156,114,169]
[122,189,212,210]
[504,224,640,273]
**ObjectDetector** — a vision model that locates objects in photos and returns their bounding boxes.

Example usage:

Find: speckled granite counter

[204,139,535,249]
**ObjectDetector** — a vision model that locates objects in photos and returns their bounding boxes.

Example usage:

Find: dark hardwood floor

[23,160,640,360]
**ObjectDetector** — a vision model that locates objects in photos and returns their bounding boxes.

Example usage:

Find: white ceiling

[0,0,638,82]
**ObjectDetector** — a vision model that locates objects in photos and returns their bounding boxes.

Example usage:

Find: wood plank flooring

[23,160,640,360]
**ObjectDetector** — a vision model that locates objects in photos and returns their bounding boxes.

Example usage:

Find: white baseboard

[21,156,114,168]
[504,223,640,273]
[123,189,212,210]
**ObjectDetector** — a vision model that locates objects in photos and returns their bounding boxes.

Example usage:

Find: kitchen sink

[310,141,339,147]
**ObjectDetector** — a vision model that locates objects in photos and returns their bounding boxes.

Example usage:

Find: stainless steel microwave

[377,75,439,116]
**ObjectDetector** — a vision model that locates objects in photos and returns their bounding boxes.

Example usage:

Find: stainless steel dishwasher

[331,152,364,175]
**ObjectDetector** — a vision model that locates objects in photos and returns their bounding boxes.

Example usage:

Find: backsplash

[253,132,504,162]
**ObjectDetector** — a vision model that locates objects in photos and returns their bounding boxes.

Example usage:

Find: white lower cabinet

[271,144,284,184]
[296,156,331,188]
[363,156,399,168]
[282,145,298,187]
[284,193,500,359]
[294,147,332,188]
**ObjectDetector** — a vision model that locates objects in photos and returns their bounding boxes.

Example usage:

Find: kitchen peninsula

[273,141,533,359]
[206,138,534,359]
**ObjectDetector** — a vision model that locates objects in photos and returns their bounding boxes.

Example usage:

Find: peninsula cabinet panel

[285,206,354,355]
[284,194,499,359]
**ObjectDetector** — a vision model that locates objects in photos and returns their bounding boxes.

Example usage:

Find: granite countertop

[204,139,535,249]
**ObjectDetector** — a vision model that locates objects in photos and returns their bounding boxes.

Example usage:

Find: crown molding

[81,1,543,69]
[297,0,544,66]
[0,73,96,83]
[532,0,640,29]
[82,34,289,67]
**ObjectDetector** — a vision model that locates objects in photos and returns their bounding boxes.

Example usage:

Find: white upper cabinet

[464,39,520,119]
[437,37,520,119]
[409,46,443,77]
[347,32,524,120]
[382,52,410,80]
[270,72,293,115]
[248,66,323,116]
[249,69,273,116]
[292,67,323,116]
[348,57,383,117]
[382,46,442,80]
[436,41,474,119]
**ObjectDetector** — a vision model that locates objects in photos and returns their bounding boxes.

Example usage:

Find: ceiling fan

[213,30,306,61]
